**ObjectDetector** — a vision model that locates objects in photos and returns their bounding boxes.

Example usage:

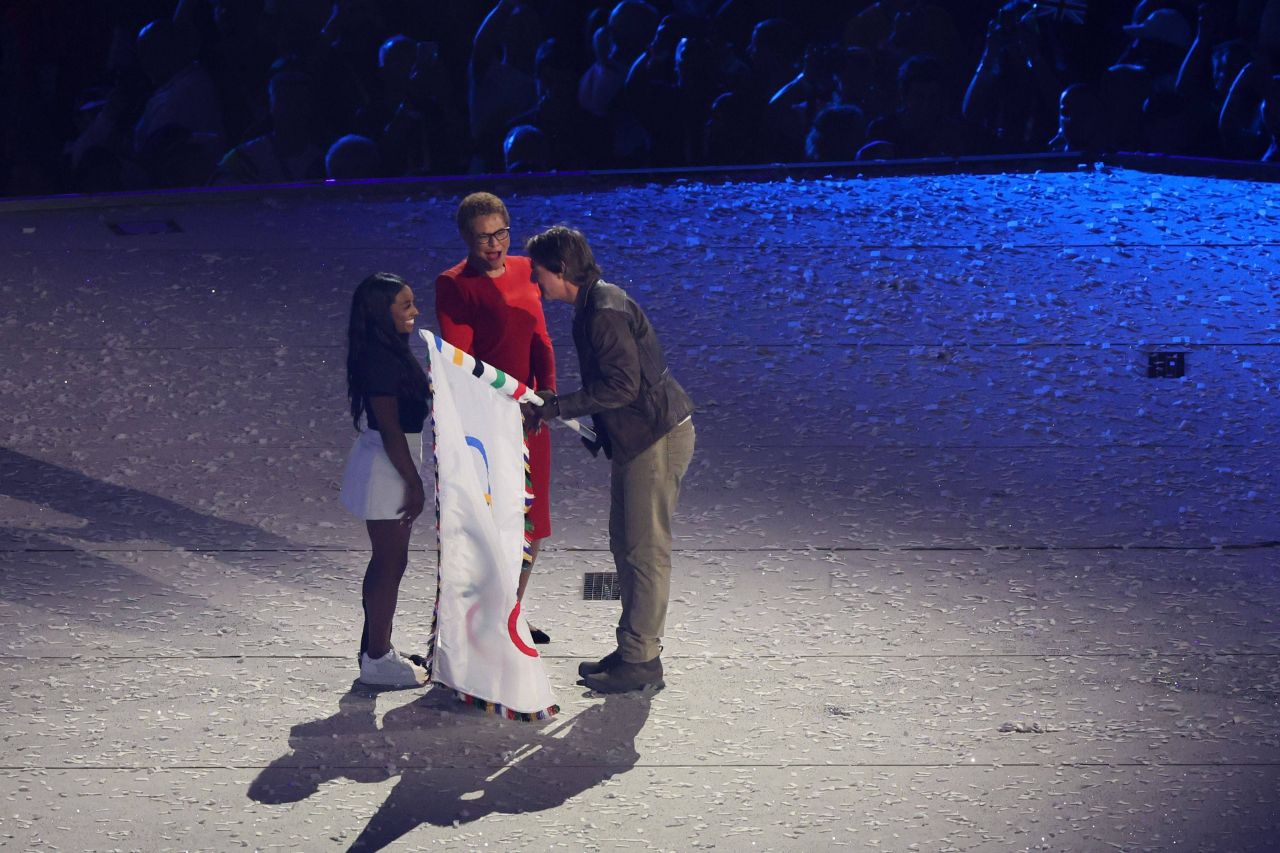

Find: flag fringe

[453,689,560,721]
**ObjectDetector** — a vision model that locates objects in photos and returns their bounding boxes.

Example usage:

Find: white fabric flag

[421,330,558,720]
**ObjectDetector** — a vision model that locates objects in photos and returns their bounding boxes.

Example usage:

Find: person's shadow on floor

[0,447,365,644]
[249,683,653,851]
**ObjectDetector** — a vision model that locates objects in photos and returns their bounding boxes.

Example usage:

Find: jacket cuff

[556,389,590,420]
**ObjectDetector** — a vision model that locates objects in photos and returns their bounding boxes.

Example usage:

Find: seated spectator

[710,0,789,54]
[1047,82,1105,153]
[834,46,891,122]
[1211,41,1253,105]
[610,1,662,69]
[889,53,976,157]
[408,41,470,175]
[744,18,802,105]
[268,0,365,143]
[580,1,660,121]
[963,3,1067,153]
[1263,75,1280,162]
[66,69,151,186]
[503,124,548,171]
[363,36,433,175]
[320,0,388,111]
[703,90,766,165]
[133,17,226,163]
[806,103,866,161]
[625,13,688,96]
[373,35,420,127]
[210,71,324,185]
[370,38,469,176]
[141,123,221,187]
[1142,89,1209,154]
[1170,1,1248,157]
[470,1,542,171]
[885,2,963,69]
[512,38,599,170]
[270,0,335,61]
[1100,62,1153,151]
[325,133,381,179]
[674,35,732,163]
[71,145,128,194]
[196,0,276,146]
[768,43,843,160]
[1175,3,1242,104]
[579,25,625,119]
[857,139,897,160]
[843,0,903,50]
[1220,60,1280,160]
[620,14,699,166]
[1119,8,1193,93]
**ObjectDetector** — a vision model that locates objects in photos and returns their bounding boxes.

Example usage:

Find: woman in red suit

[435,192,555,643]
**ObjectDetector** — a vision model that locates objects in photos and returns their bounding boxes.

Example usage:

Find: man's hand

[534,389,559,419]
[522,389,559,433]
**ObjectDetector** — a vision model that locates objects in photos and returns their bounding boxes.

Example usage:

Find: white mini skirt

[339,429,424,520]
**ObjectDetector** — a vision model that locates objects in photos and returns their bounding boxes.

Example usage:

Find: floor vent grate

[1147,351,1186,378]
[582,572,621,601]
[107,219,183,236]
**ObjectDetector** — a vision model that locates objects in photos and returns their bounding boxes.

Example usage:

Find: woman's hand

[399,477,426,526]
[520,401,544,434]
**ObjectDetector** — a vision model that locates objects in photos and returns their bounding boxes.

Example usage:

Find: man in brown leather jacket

[525,225,695,693]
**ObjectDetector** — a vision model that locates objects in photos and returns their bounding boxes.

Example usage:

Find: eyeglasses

[472,227,511,247]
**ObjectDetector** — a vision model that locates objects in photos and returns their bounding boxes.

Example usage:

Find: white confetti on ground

[1,166,1278,851]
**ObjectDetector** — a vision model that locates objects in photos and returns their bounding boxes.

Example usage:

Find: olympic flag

[420,329,558,720]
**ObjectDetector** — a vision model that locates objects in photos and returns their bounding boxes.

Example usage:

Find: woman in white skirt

[340,272,431,688]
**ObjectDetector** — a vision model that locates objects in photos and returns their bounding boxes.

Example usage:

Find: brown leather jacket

[557,280,694,465]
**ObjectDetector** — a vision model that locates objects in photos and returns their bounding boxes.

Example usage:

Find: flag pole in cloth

[418,329,560,721]
[419,329,596,441]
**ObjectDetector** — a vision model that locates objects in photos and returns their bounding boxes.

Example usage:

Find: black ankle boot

[581,656,663,693]
[577,650,621,679]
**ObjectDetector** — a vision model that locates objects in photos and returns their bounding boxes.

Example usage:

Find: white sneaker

[359,646,426,688]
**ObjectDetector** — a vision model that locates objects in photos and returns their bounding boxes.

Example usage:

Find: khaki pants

[609,418,695,663]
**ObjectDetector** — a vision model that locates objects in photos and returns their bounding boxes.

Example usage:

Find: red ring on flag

[507,601,539,657]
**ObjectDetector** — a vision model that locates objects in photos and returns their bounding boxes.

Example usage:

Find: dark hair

[346,272,428,430]
[456,191,510,234]
[525,225,602,286]
[806,104,866,161]
[897,53,943,94]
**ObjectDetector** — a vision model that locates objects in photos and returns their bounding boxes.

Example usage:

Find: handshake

[520,389,559,432]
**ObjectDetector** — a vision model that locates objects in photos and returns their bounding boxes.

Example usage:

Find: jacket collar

[573,278,600,313]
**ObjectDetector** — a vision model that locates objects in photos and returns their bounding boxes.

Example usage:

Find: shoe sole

[357,665,427,690]
[357,678,426,690]
[581,678,665,695]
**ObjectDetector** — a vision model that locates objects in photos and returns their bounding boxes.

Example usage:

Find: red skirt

[526,424,551,540]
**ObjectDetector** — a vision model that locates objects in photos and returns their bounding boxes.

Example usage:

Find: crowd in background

[2,0,1280,197]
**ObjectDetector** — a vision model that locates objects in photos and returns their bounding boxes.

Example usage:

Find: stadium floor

[2,163,1278,851]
